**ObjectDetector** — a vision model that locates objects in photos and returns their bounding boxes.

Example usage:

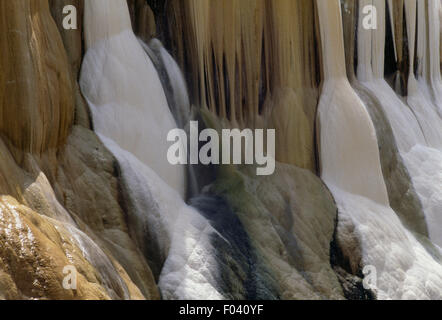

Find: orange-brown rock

[127,0,157,43]
[0,0,74,154]
[0,0,159,300]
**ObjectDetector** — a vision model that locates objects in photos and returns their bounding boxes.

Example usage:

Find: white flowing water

[149,39,191,129]
[80,0,185,197]
[317,0,442,299]
[416,0,442,116]
[139,38,200,197]
[61,223,130,300]
[79,0,223,299]
[99,135,223,300]
[317,0,389,205]
[407,0,442,149]
[357,0,442,245]
[358,0,427,153]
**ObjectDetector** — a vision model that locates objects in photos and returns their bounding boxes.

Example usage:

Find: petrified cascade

[317,0,442,299]
[80,0,185,196]
[1,0,442,301]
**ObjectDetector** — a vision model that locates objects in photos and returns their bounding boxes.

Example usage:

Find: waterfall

[140,39,191,129]
[79,0,229,299]
[358,0,427,153]
[80,0,185,197]
[140,38,200,197]
[355,0,442,246]
[316,0,442,299]
[406,0,442,149]
[416,0,442,116]
[98,135,224,299]
[62,223,130,300]
[77,0,442,300]
[316,0,389,204]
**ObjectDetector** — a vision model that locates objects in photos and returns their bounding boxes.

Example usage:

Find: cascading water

[80,0,185,197]
[80,0,230,300]
[418,0,442,113]
[358,0,427,153]
[140,38,200,197]
[317,0,442,299]
[143,39,191,130]
[317,0,389,204]
[61,223,130,300]
[4,0,442,301]
[406,0,442,149]
[356,0,442,246]
[98,135,224,299]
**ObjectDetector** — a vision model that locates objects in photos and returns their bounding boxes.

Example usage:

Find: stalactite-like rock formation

[0,0,160,300]
[127,0,156,43]
[49,0,91,128]
[341,0,428,236]
[0,0,74,154]
[0,0,441,301]
[166,0,319,171]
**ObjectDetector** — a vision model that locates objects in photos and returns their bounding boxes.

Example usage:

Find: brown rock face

[0,0,74,154]
[49,0,91,129]
[127,0,157,43]
[49,0,84,77]
[0,0,160,300]
[165,0,319,172]
[0,196,112,300]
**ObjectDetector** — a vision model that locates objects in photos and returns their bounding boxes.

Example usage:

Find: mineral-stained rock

[0,0,74,154]
[53,126,160,299]
[166,0,319,172]
[49,0,91,129]
[341,0,428,236]
[127,0,157,43]
[0,0,159,300]
[208,163,345,299]
[49,0,84,76]
[0,195,114,299]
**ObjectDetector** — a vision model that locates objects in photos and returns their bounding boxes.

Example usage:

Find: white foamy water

[421,0,442,113]
[407,0,442,149]
[317,0,389,205]
[62,223,130,300]
[80,0,185,197]
[79,0,223,299]
[356,0,442,246]
[99,134,223,300]
[150,39,191,129]
[317,0,442,299]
